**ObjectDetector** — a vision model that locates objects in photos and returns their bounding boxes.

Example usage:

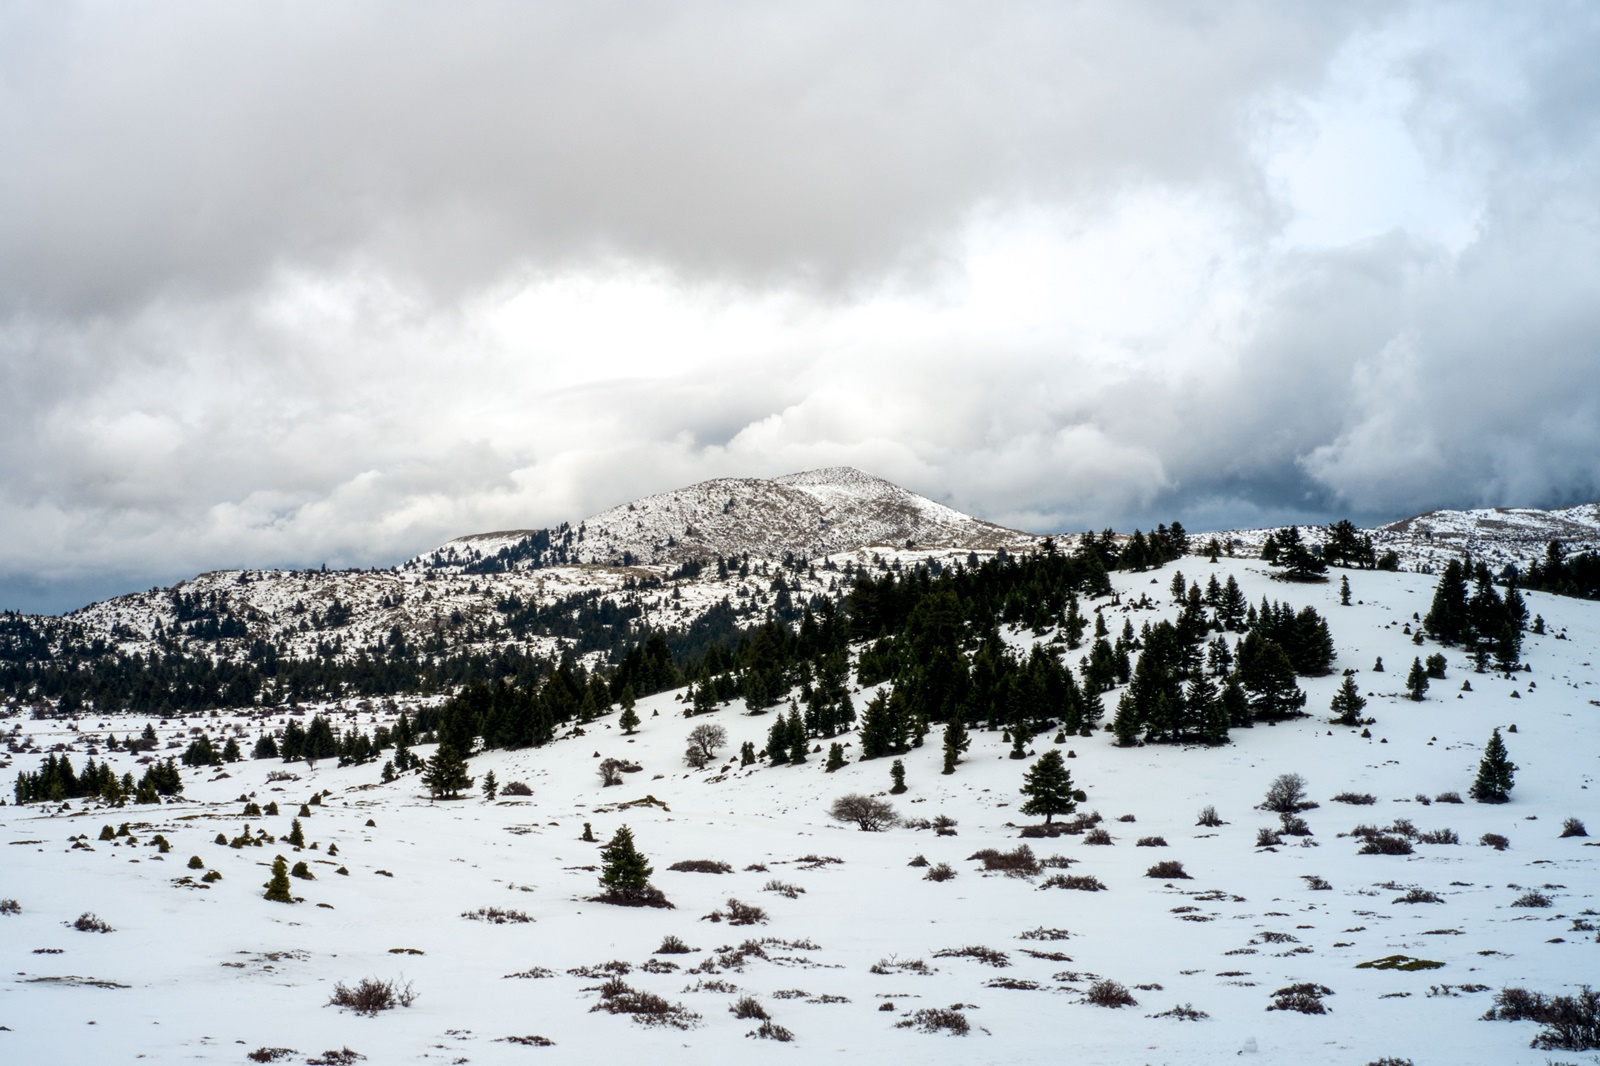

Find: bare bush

[1256,827,1283,847]
[723,898,768,925]
[1136,835,1167,847]
[327,976,417,1015]
[500,781,532,796]
[1434,791,1463,804]
[462,906,534,924]
[1393,888,1444,904]
[1149,1003,1209,1020]
[1196,805,1224,827]
[762,879,804,898]
[1085,979,1137,1008]
[923,863,956,882]
[1262,773,1313,814]
[907,854,929,867]
[1416,828,1459,845]
[655,935,694,954]
[1145,860,1191,880]
[829,794,897,831]
[71,912,113,933]
[1040,873,1105,892]
[1512,890,1552,908]
[245,1049,297,1063]
[598,758,626,787]
[968,845,1040,877]
[0,899,19,915]
[589,978,701,1029]
[1330,791,1376,805]
[1302,874,1333,891]
[933,945,1009,967]
[749,1019,795,1041]
[1483,985,1600,1051]
[1561,817,1589,838]
[896,1007,970,1034]
[1082,828,1114,845]
[1480,832,1510,851]
[729,994,768,1020]
[1267,982,1333,1014]
[667,859,733,874]
[1359,835,1413,855]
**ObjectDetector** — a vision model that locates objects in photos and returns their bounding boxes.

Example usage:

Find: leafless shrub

[1018,926,1072,941]
[1136,835,1168,847]
[1302,875,1332,891]
[266,770,299,783]
[462,906,534,924]
[1394,888,1444,904]
[500,781,532,796]
[500,1036,555,1047]
[1256,827,1283,848]
[1196,805,1224,827]
[829,794,897,831]
[1085,979,1137,1008]
[749,1019,795,1041]
[1083,828,1114,845]
[1512,890,1552,908]
[0,899,19,915]
[1561,817,1589,838]
[306,1051,364,1066]
[923,863,956,882]
[968,844,1040,877]
[1039,853,1075,868]
[933,945,1010,967]
[1434,791,1463,804]
[1480,832,1510,850]
[1040,873,1105,892]
[668,859,733,874]
[656,935,694,955]
[895,1007,969,1034]
[1416,828,1459,845]
[762,879,804,898]
[327,976,417,1015]
[795,854,843,867]
[245,1050,297,1063]
[723,898,768,925]
[907,854,929,867]
[1262,773,1315,814]
[567,961,632,978]
[1267,982,1333,1014]
[503,966,555,979]
[730,994,769,1020]
[1278,814,1313,837]
[1330,791,1376,805]
[71,912,113,933]
[1149,1002,1209,1020]
[1482,985,1600,1051]
[870,956,934,975]
[1359,835,1414,855]
[684,724,728,769]
[589,978,701,1029]
[598,758,626,787]
[1145,860,1191,880]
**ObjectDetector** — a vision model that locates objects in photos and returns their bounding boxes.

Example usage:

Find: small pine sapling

[825,743,846,772]
[1405,658,1429,701]
[1468,727,1516,804]
[482,769,498,802]
[264,855,294,903]
[888,758,907,795]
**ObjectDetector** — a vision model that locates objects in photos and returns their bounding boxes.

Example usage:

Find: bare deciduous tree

[684,724,728,769]
[829,793,898,831]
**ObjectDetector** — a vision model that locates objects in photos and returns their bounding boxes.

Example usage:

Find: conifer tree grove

[1469,728,1516,804]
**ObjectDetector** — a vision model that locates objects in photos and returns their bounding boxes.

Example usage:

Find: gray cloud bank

[3,1,1599,613]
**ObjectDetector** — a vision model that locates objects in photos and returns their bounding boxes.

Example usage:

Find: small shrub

[1082,828,1114,845]
[71,912,113,933]
[895,1007,969,1034]
[1196,805,1224,827]
[1136,835,1168,847]
[1262,773,1313,814]
[932,945,1010,967]
[763,879,804,899]
[968,845,1040,877]
[327,976,417,1015]
[923,863,956,882]
[1018,926,1072,941]
[187,855,205,870]
[729,994,769,1020]
[1256,827,1282,848]
[1417,828,1459,844]
[1301,875,1332,891]
[245,1050,298,1063]
[907,854,929,867]
[829,794,897,831]
[306,1050,363,1066]
[668,859,733,874]
[462,906,534,924]
[1434,791,1463,804]
[0,899,20,915]
[202,869,222,883]
[1040,873,1105,892]
[1145,860,1191,880]
[588,978,701,1029]
[724,898,768,926]
[1359,835,1413,855]
[1149,1003,1209,1020]
[500,781,533,796]
[1482,985,1600,1051]
[1394,888,1444,904]
[1561,818,1588,838]
[1085,979,1137,1008]
[1512,890,1552,908]
[1330,792,1376,805]
[1278,814,1313,837]
[1267,982,1333,1014]
[290,861,314,880]
[1480,832,1510,851]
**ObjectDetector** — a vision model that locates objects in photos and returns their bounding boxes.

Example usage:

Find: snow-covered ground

[3,557,1597,1064]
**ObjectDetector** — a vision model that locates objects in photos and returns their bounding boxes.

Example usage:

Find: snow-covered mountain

[415,466,1039,572]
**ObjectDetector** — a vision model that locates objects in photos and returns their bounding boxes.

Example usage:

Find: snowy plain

[2,557,1597,1065]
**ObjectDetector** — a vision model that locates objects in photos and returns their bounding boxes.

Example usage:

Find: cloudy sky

[4,1,1599,613]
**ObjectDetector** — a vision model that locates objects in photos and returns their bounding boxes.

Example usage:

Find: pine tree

[1112,691,1140,746]
[1339,575,1351,606]
[618,704,641,735]
[264,855,293,903]
[598,825,654,901]
[1406,657,1429,702]
[1468,728,1516,804]
[739,740,756,767]
[941,717,969,775]
[1018,750,1084,826]
[481,769,498,801]
[888,758,907,795]
[1329,675,1367,726]
[286,818,305,849]
[1008,725,1027,759]
[423,743,473,799]
[766,717,790,766]
[825,743,845,772]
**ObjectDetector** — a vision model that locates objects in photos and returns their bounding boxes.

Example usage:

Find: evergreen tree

[1406,657,1429,702]
[888,758,907,795]
[618,703,640,735]
[597,825,654,900]
[787,707,808,764]
[1112,691,1140,746]
[766,716,790,766]
[825,743,845,772]
[264,855,293,903]
[1424,560,1470,644]
[1494,621,1522,675]
[1468,727,1516,804]
[482,769,498,801]
[1329,675,1367,726]
[1009,725,1027,759]
[941,716,969,775]
[423,743,473,799]
[739,740,756,767]
[1018,750,1084,825]
[287,818,305,849]
[1339,575,1351,606]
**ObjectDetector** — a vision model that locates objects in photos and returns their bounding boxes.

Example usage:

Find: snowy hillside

[3,557,1597,1065]
[418,466,1039,572]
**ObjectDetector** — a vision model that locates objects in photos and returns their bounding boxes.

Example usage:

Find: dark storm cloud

[3,1,1600,614]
